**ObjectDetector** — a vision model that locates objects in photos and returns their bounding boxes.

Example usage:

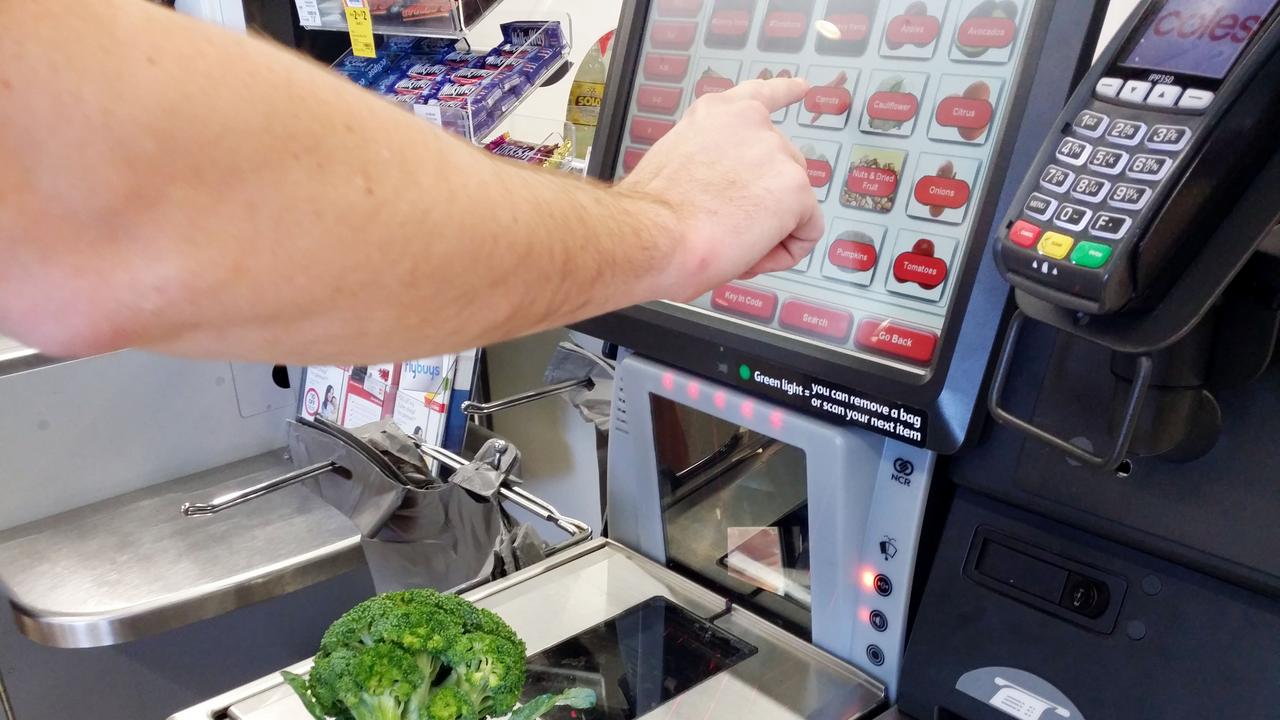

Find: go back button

[855,318,938,364]
[780,299,854,343]
[712,283,778,322]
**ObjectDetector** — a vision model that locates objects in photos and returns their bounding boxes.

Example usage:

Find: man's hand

[618,78,824,301]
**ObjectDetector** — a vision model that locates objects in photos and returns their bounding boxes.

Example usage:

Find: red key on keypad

[1009,220,1043,248]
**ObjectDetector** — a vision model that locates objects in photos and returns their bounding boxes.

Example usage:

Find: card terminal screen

[1120,0,1279,79]
[614,0,1044,373]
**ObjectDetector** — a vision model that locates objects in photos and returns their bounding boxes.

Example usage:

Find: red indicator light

[713,391,727,410]
[859,607,871,624]
[769,410,784,430]
[862,570,876,589]
[662,373,676,391]
[687,382,701,400]
[741,400,755,419]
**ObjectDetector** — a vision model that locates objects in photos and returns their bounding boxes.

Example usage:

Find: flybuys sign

[400,359,450,393]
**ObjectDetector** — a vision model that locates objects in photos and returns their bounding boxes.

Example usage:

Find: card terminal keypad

[1000,95,1197,307]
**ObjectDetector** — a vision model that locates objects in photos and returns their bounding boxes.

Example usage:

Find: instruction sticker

[733,356,928,446]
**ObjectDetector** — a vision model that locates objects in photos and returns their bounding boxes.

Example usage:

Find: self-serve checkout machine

[176,1,1280,719]
[172,2,1107,719]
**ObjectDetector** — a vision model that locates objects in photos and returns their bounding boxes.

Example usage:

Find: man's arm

[0,0,821,364]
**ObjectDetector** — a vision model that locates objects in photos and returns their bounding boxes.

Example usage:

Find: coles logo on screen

[1152,5,1265,43]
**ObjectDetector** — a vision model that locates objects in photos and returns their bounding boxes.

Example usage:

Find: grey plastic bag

[361,482,508,593]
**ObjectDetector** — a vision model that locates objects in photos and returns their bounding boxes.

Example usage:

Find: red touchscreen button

[828,238,878,272]
[780,300,854,343]
[643,54,691,83]
[694,73,736,98]
[856,318,938,364]
[914,175,971,210]
[867,91,920,123]
[657,0,704,18]
[709,10,752,40]
[650,21,698,50]
[885,13,942,48]
[636,85,683,115]
[630,117,675,145]
[806,157,834,189]
[804,85,853,117]
[894,239,948,290]
[936,97,994,131]
[956,16,1016,49]
[826,12,872,41]
[712,283,778,321]
[846,165,900,199]
[764,10,808,39]
[622,148,648,173]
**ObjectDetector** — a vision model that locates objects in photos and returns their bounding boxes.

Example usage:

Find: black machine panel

[579,0,1110,452]
[898,490,1280,720]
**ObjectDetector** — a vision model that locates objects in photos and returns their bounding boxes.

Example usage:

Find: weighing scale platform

[169,539,885,720]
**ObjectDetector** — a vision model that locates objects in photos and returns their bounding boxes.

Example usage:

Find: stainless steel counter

[0,450,363,648]
[170,539,886,720]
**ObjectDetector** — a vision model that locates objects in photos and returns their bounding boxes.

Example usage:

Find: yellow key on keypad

[1037,232,1075,260]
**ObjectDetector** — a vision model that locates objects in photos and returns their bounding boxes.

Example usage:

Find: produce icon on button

[955,0,1018,58]
[805,71,851,123]
[867,75,918,132]
[694,67,736,98]
[885,1,941,50]
[936,81,994,142]
[756,67,795,80]
[843,146,907,213]
[800,144,834,189]
[914,159,972,218]
[894,239,948,290]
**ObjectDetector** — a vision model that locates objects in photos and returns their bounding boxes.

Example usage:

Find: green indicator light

[739,364,751,381]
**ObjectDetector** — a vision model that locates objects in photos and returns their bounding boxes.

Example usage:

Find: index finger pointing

[724,77,810,113]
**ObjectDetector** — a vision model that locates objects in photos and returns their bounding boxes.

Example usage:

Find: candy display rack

[430,17,571,142]
[295,0,505,39]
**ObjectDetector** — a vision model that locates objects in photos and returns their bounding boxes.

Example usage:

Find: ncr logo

[1152,7,1264,43]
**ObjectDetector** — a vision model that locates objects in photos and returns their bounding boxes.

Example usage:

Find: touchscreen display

[615,0,1042,372]
[521,596,758,720]
[1120,0,1278,78]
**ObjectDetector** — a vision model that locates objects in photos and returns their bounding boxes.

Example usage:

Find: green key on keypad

[1071,241,1113,269]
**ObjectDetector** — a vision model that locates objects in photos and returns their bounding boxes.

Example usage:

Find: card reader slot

[974,540,1069,605]
[964,528,1126,633]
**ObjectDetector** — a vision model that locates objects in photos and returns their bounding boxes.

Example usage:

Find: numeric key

[1146,125,1191,151]
[1108,183,1152,210]
[1073,110,1109,138]
[1128,154,1172,181]
[1089,147,1130,175]
[1054,203,1093,232]
[1106,120,1147,146]
[1056,138,1092,167]
[1070,175,1111,203]
[1041,165,1075,193]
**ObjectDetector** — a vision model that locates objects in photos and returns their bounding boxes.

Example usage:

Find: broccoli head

[284,589,527,720]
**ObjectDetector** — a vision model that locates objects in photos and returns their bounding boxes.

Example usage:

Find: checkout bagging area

[7,0,1280,718]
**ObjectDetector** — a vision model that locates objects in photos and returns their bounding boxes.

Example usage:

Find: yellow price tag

[343,0,376,58]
